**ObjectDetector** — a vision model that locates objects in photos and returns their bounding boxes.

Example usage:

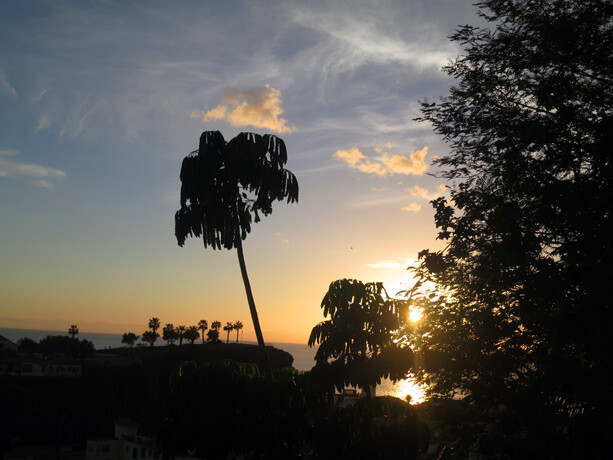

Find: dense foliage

[411,0,613,456]
[309,279,414,396]
[175,131,298,250]
[37,335,95,358]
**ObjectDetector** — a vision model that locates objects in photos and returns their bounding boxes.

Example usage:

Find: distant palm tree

[211,320,221,332]
[234,321,243,343]
[68,325,79,339]
[224,322,234,344]
[177,325,186,345]
[197,319,208,344]
[148,317,160,334]
[122,332,139,347]
[185,326,199,344]
[142,330,159,347]
[163,323,178,345]
[207,328,220,343]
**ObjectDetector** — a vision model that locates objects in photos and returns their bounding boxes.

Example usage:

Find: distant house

[85,353,141,367]
[0,334,18,353]
[0,356,47,377]
[0,355,82,377]
[333,384,377,408]
[49,357,82,377]
[86,419,160,460]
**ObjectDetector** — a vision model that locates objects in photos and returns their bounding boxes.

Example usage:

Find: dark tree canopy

[142,330,158,347]
[37,335,95,358]
[410,0,612,456]
[175,131,298,250]
[121,332,139,347]
[309,279,413,394]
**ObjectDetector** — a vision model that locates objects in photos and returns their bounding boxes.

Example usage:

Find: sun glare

[386,376,426,404]
[409,307,422,323]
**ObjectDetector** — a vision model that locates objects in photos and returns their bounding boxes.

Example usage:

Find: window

[140,447,145,458]
[132,447,137,459]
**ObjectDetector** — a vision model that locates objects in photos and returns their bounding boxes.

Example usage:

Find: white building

[86,419,159,460]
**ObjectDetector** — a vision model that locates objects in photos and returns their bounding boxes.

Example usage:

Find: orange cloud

[407,184,446,200]
[191,85,295,134]
[333,148,387,176]
[378,147,429,175]
[402,203,422,213]
[334,146,430,176]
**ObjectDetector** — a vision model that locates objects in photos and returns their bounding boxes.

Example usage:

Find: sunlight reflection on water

[377,375,426,404]
[277,342,427,403]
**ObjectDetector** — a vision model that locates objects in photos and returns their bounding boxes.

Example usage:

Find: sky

[0,0,479,344]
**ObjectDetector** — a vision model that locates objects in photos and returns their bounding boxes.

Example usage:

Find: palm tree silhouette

[142,330,158,347]
[68,325,79,339]
[185,325,199,344]
[234,321,243,343]
[175,131,298,459]
[211,320,221,332]
[223,322,234,344]
[197,320,208,344]
[163,323,177,345]
[148,317,160,334]
[177,325,186,345]
[175,131,298,380]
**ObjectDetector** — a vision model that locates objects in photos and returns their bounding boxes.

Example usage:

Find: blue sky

[0,0,478,343]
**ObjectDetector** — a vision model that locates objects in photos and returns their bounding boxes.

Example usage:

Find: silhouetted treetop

[175,131,298,250]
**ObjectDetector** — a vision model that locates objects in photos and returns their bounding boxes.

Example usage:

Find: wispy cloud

[402,203,422,213]
[274,231,289,244]
[191,85,296,134]
[0,149,66,189]
[334,146,429,176]
[407,183,447,200]
[291,6,455,71]
[0,68,18,98]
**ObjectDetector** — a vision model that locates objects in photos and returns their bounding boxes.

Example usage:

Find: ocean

[0,327,425,402]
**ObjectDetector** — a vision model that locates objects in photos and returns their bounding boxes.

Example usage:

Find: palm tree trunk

[236,239,273,378]
[235,238,279,459]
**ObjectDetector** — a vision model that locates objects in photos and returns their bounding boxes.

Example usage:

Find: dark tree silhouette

[142,330,158,347]
[184,326,199,344]
[174,131,298,379]
[211,320,221,332]
[197,319,208,344]
[148,317,160,332]
[410,0,613,456]
[224,322,234,344]
[234,320,243,343]
[68,325,79,339]
[38,335,95,358]
[206,328,220,344]
[121,332,139,348]
[309,279,414,398]
[163,323,178,345]
[177,325,186,345]
[17,337,37,354]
